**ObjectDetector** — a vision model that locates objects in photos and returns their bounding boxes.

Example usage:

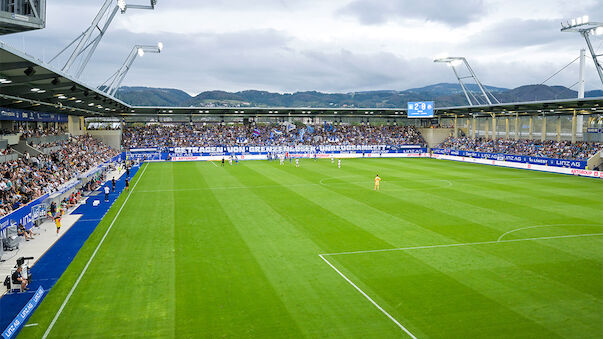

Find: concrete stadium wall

[87,130,122,150]
[587,151,602,170]
[419,128,452,148]
[0,134,20,145]
[68,115,86,136]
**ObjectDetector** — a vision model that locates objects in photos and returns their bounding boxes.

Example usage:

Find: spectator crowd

[438,137,602,161]
[0,135,118,217]
[122,123,426,148]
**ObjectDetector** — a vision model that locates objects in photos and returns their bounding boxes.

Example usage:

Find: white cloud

[1,0,602,94]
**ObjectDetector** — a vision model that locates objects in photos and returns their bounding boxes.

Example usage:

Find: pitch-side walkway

[0,165,140,333]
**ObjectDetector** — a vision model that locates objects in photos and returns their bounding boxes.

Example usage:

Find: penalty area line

[319,254,417,338]
[322,232,603,257]
[42,163,149,339]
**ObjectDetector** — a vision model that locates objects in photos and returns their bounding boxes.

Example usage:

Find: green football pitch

[21,158,602,338]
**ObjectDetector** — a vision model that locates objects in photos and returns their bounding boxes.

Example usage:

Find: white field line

[208,160,218,167]
[318,254,417,339]
[497,224,603,242]
[42,163,149,339]
[322,233,603,257]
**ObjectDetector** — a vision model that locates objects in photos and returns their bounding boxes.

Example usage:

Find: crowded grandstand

[1,1,603,338]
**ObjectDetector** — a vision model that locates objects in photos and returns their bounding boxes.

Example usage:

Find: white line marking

[24,323,38,327]
[322,233,603,256]
[319,254,417,338]
[496,224,603,242]
[42,163,149,339]
[208,160,218,167]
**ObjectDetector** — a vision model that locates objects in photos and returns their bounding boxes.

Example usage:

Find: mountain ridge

[115,83,602,108]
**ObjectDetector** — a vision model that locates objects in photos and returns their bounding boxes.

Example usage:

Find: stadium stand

[438,137,602,161]
[122,123,427,148]
[0,134,118,217]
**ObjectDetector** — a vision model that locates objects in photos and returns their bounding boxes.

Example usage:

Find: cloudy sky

[2,0,602,94]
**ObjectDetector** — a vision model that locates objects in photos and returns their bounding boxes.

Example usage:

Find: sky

[2,0,602,95]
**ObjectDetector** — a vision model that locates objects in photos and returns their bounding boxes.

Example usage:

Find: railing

[587,150,602,170]
[0,153,17,163]
[26,134,68,146]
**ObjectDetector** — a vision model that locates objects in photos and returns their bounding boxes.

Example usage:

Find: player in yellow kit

[374,174,381,191]
[54,206,64,234]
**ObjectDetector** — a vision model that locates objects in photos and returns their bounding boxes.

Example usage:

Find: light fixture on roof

[0,78,12,84]
[561,16,603,85]
[30,88,40,92]
[118,0,127,12]
[157,42,164,51]
[76,100,83,103]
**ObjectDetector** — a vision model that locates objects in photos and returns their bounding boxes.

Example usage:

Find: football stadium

[0,1,602,338]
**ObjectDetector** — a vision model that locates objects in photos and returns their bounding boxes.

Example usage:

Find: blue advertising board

[125,145,427,161]
[0,108,68,123]
[432,148,587,169]
[407,101,434,118]
[0,194,49,232]
[2,286,45,339]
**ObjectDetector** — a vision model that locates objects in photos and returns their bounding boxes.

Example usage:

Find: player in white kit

[338,159,341,168]
[295,158,300,167]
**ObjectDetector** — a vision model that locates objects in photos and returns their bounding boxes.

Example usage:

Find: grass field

[20,158,603,338]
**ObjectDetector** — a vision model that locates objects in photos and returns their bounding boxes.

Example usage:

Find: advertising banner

[432,149,587,169]
[2,286,45,339]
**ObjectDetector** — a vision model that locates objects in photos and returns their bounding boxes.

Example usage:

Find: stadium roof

[2,42,602,120]
[0,41,130,117]
[127,96,603,118]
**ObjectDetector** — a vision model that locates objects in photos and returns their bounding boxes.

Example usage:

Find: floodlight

[561,16,603,85]
[118,0,126,12]
[157,42,164,51]
[30,88,40,92]
[450,59,463,67]
[138,48,145,57]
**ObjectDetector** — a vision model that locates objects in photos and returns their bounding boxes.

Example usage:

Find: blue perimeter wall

[0,165,140,335]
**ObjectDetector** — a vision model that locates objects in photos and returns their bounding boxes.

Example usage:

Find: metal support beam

[491,114,496,140]
[52,0,158,78]
[99,43,163,97]
[572,110,577,143]
[541,116,547,141]
[557,116,562,142]
[505,116,509,139]
[514,113,519,140]
[529,116,533,139]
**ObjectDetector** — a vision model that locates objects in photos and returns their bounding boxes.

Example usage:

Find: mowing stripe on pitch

[319,254,418,338]
[42,163,149,339]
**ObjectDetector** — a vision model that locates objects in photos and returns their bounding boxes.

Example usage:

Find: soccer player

[295,158,300,168]
[229,156,233,166]
[331,155,334,164]
[112,177,116,192]
[125,178,130,191]
[54,205,64,234]
[221,157,225,166]
[338,159,341,168]
[374,174,381,191]
[104,185,110,202]
[280,155,284,166]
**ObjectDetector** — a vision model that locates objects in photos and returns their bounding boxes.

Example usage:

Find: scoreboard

[407,101,434,118]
